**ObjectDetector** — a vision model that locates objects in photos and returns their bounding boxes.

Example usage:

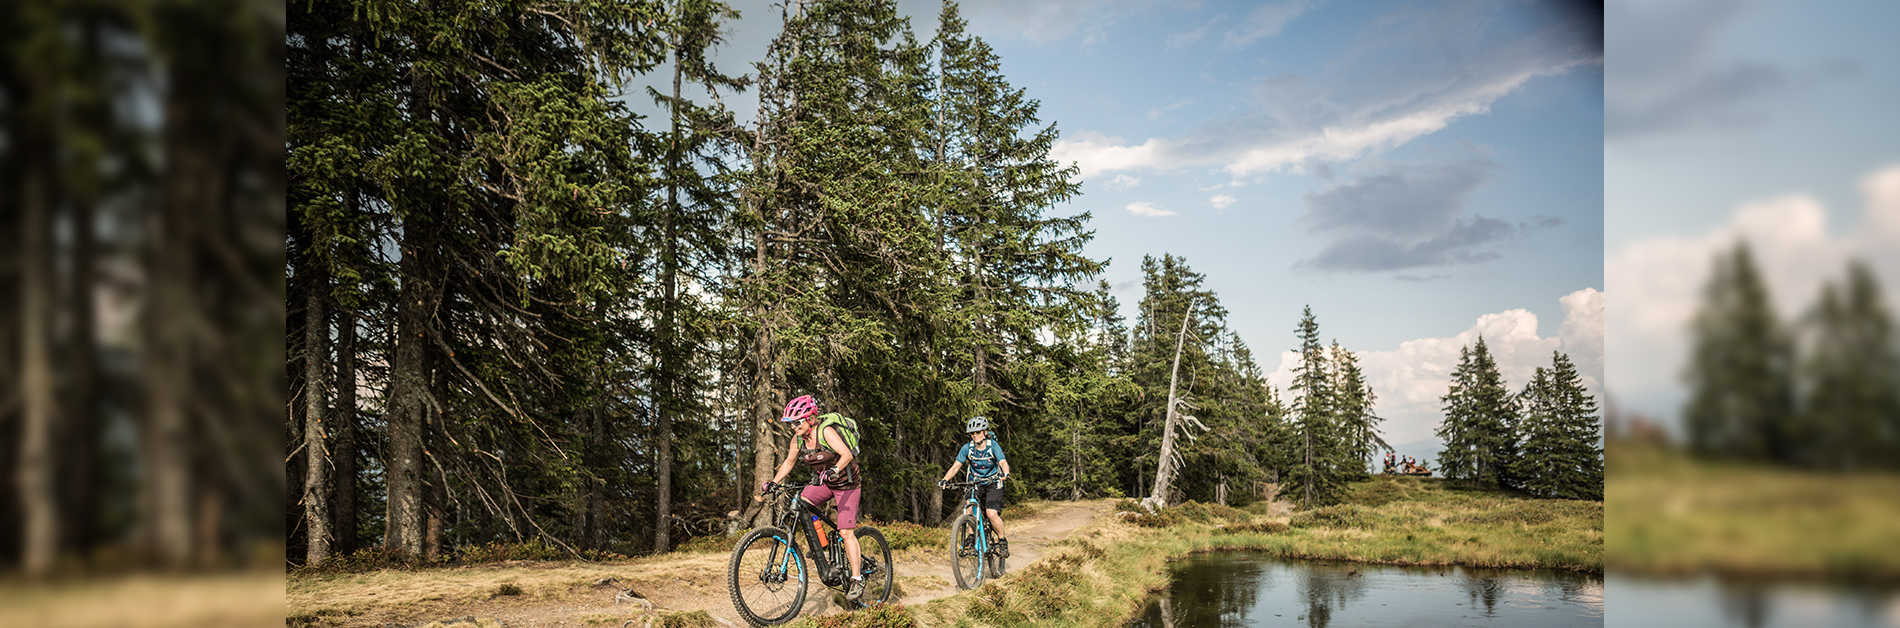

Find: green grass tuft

[786,605,919,628]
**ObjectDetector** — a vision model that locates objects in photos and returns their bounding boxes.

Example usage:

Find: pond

[1127,552,1603,628]
[1607,574,1900,628]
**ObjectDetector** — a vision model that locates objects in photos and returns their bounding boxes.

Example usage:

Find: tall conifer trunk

[18,144,59,576]
[334,307,358,555]
[302,265,332,563]
[384,217,432,557]
[655,28,685,554]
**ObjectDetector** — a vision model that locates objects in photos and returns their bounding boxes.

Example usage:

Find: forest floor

[288,499,1115,628]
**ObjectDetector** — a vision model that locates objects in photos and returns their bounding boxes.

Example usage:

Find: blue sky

[646,0,1606,452]
[1605,0,1900,433]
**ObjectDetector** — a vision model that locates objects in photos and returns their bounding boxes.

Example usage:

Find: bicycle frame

[965,486,990,562]
[950,479,1000,581]
[764,484,857,588]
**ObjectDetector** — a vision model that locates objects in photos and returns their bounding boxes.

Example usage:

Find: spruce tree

[1515,352,1603,499]
[1436,345,1477,481]
[1287,306,1345,507]
[1436,337,1518,489]
[1798,260,1900,471]
[1330,342,1385,479]
[1685,242,1797,462]
[740,0,953,524]
[644,0,750,554]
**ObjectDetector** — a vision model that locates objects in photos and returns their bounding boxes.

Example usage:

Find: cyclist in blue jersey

[936,416,1012,558]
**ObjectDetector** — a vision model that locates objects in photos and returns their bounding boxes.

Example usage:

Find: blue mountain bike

[726,481,893,627]
[943,479,1006,589]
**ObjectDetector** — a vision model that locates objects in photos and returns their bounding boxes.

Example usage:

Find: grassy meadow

[287,480,1600,628]
[893,475,1600,628]
[1606,441,1900,581]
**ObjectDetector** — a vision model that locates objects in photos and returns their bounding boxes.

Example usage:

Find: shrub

[1448,502,1559,526]
[295,546,430,574]
[1290,505,1369,529]
[1114,500,1252,528]
[460,539,570,563]
[1215,521,1288,535]
[967,561,1083,624]
[863,519,946,552]
[656,610,719,628]
[674,533,738,554]
[787,605,918,628]
[1172,500,1251,524]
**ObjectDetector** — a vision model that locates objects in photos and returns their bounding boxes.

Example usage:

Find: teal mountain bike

[944,479,1006,589]
[726,481,893,627]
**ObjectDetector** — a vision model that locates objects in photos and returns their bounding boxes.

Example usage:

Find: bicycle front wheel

[950,514,984,590]
[727,526,808,626]
[849,527,895,608]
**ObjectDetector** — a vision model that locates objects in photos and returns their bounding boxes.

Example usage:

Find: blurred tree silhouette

[1796,260,1900,471]
[1685,242,1900,471]
[1,0,284,575]
[1684,242,1797,463]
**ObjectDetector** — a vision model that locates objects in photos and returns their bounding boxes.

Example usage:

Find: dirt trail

[332,501,1111,627]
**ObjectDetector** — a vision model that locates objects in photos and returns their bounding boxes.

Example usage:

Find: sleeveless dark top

[800,428,862,490]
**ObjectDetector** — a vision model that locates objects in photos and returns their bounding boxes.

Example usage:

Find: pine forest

[0,0,1607,578]
[274,0,1610,566]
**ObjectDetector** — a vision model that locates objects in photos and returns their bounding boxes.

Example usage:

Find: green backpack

[815,413,862,456]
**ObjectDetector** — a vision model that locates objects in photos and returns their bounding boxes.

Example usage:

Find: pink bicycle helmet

[781,395,818,422]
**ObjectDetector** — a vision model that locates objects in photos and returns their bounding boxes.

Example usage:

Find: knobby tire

[847,527,895,609]
[727,526,807,627]
[950,514,985,590]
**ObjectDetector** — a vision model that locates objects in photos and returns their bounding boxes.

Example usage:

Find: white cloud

[1126,201,1177,217]
[1051,2,1599,177]
[1105,174,1141,190]
[1051,132,1169,178]
[958,0,1156,46]
[1606,163,1900,421]
[1167,16,1220,49]
[1148,99,1194,120]
[1266,289,1605,446]
[1559,287,1605,392]
[1210,194,1236,209]
[1223,0,1312,48]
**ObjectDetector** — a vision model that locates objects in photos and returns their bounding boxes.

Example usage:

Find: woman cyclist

[761,395,868,601]
[937,416,1011,558]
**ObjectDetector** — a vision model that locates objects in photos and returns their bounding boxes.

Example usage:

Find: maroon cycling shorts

[800,483,862,529]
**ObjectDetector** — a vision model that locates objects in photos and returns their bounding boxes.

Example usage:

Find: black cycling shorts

[973,480,1005,511]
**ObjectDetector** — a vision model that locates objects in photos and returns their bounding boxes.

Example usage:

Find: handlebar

[761,480,818,495]
[941,479,1002,490]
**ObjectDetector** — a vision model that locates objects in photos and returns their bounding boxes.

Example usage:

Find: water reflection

[1297,563,1368,628]
[1608,575,1900,628]
[1130,552,1603,628]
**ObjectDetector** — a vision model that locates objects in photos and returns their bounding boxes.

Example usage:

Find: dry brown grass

[1608,442,1900,580]
[0,571,284,628]
[288,552,731,622]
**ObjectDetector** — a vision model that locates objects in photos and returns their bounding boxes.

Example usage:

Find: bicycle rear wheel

[727,526,808,626]
[848,527,894,608]
[950,514,985,590]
